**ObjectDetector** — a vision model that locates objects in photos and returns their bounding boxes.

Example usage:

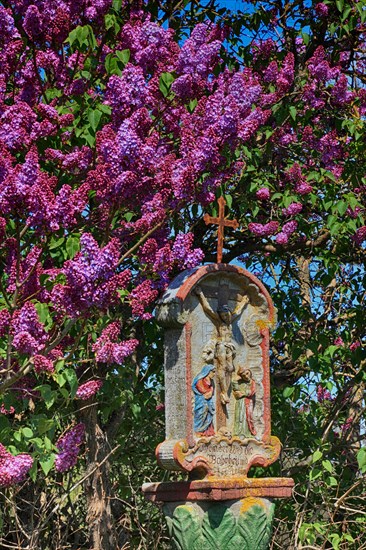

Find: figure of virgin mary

[192,364,216,436]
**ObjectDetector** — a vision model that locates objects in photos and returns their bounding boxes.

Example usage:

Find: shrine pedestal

[143,477,294,550]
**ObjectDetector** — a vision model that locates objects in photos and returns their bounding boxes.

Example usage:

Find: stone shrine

[143,263,294,549]
[142,195,293,550]
[155,263,280,476]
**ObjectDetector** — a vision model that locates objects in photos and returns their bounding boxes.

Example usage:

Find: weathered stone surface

[162,497,275,550]
[155,264,279,478]
[142,477,295,502]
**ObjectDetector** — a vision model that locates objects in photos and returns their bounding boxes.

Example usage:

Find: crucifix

[194,281,249,430]
[204,196,239,264]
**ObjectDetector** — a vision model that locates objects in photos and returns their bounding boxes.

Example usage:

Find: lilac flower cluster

[282,203,303,217]
[0,146,87,231]
[276,221,298,245]
[256,188,270,201]
[55,423,85,473]
[307,47,340,83]
[340,417,353,435]
[350,341,361,352]
[175,23,222,82]
[316,385,332,403]
[33,355,54,374]
[0,403,15,415]
[76,380,103,400]
[248,221,279,237]
[172,233,205,269]
[0,443,33,487]
[315,2,329,17]
[353,226,366,246]
[120,16,178,73]
[11,302,47,355]
[285,163,313,196]
[51,234,131,316]
[92,322,139,364]
[130,280,159,319]
[105,65,151,123]
[137,234,203,283]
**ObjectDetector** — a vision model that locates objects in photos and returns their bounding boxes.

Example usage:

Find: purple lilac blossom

[248,221,279,237]
[256,188,270,200]
[353,226,366,245]
[55,423,85,473]
[76,380,103,400]
[315,3,329,17]
[11,302,47,355]
[317,385,332,402]
[92,322,139,364]
[282,203,303,217]
[350,341,361,352]
[0,444,33,487]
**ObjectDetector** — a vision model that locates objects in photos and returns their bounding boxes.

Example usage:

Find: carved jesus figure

[194,285,249,405]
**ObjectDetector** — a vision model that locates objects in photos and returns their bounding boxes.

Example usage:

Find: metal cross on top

[204,196,239,263]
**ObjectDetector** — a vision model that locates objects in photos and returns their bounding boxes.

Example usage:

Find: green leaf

[329,533,341,549]
[49,237,65,250]
[29,459,38,482]
[159,72,175,97]
[98,104,112,115]
[322,460,333,473]
[337,201,347,216]
[124,212,134,222]
[357,447,366,472]
[309,467,322,481]
[37,418,55,435]
[283,387,294,398]
[105,54,122,76]
[289,106,297,121]
[22,427,34,438]
[116,49,130,65]
[336,0,344,12]
[112,0,122,10]
[34,302,51,325]
[87,109,102,133]
[38,385,56,409]
[225,194,233,209]
[188,99,197,113]
[105,13,116,30]
[312,450,323,463]
[64,369,78,397]
[301,32,310,45]
[327,345,339,358]
[327,476,338,487]
[39,454,56,475]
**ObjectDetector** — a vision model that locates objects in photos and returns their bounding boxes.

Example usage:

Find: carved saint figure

[194,286,249,405]
[232,367,256,438]
[192,364,216,436]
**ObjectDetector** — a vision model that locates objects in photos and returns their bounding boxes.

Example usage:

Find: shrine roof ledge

[158,263,273,308]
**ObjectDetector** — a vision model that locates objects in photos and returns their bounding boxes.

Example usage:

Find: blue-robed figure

[192,364,216,436]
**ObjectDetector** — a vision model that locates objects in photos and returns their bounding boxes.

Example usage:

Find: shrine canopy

[155,263,280,479]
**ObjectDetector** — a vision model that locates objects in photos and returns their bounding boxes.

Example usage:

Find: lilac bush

[0,0,365,547]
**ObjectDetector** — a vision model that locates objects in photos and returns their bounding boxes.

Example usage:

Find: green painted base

[163,497,275,550]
